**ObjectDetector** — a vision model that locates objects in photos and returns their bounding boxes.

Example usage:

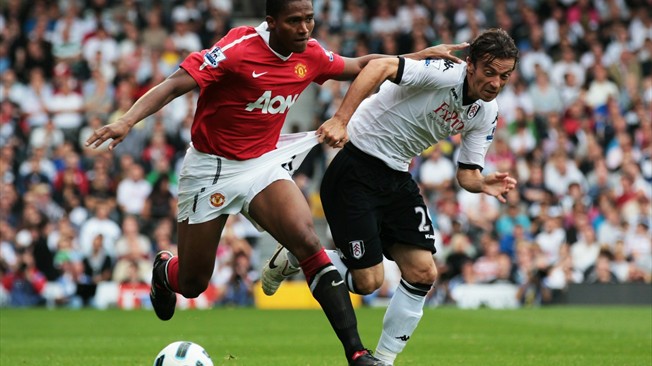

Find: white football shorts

[177,131,319,225]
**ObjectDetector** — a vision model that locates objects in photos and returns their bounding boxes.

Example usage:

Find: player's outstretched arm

[318,57,400,148]
[85,68,198,150]
[335,43,468,81]
[403,42,468,63]
[456,169,517,203]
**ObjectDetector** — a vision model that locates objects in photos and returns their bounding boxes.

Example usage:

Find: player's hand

[415,43,469,63]
[85,119,132,151]
[317,117,349,148]
[483,172,517,203]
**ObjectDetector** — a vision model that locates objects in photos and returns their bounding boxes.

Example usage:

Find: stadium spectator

[142,175,177,232]
[112,218,153,284]
[220,251,257,307]
[529,68,564,117]
[142,8,167,52]
[46,73,84,140]
[20,68,53,128]
[53,151,89,198]
[535,215,567,266]
[80,233,113,305]
[544,150,587,199]
[586,65,620,111]
[78,200,121,259]
[473,238,503,284]
[570,225,601,275]
[2,249,46,307]
[495,203,531,242]
[584,251,619,284]
[508,113,537,156]
[369,2,399,38]
[116,163,151,216]
[170,12,202,53]
[114,216,151,261]
[596,206,625,248]
[418,145,455,201]
[82,69,114,121]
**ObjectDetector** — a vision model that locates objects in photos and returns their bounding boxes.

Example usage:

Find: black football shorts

[320,143,437,269]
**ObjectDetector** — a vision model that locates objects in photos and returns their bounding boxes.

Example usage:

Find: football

[153,341,214,366]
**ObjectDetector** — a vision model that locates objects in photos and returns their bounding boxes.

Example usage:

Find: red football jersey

[180,22,345,160]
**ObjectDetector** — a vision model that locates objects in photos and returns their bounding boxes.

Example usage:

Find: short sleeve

[311,41,345,85]
[180,45,232,89]
[399,58,463,89]
[458,111,498,169]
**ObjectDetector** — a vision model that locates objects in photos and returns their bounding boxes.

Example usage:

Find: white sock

[375,279,430,365]
[286,248,300,268]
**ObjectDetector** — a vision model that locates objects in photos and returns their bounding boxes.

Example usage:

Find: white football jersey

[348,58,499,171]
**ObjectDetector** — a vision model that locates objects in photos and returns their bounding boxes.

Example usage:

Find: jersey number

[414,207,431,232]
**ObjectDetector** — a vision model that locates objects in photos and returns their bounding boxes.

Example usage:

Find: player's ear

[465,56,474,75]
[266,16,276,31]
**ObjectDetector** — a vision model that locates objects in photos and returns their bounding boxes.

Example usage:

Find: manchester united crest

[209,193,225,208]
[295,63,307,78]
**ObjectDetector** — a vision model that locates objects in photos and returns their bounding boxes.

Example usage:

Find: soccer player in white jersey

[262,28,519,365]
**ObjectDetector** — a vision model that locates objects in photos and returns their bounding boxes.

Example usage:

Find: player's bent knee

[354,280,381,295]
[404,264,438,286]
[178,277,210,298]
[285,228,322,260]
[351,270,384,295]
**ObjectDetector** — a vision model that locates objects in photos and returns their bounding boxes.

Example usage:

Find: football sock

[301,248,364,360]
[326,249,359,293]
[165,256,180,293]
[375,279,431,365]
[286,249,300,268]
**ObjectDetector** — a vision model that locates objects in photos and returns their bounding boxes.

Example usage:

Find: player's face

[267,0,315,56]
[466,56,515,102]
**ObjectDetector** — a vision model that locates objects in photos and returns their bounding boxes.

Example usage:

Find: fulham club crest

[467,103,481,118]
[349,240,365,259]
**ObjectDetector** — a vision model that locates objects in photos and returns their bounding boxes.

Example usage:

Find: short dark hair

[468,28,519,68]
[266,0,305,18]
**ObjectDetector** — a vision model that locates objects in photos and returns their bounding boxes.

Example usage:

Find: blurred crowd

[0,0,650,309]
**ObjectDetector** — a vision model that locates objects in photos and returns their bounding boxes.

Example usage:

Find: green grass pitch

[1,306,650,365]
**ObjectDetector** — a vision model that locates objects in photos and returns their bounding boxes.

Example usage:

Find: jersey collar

[255,21,292,61]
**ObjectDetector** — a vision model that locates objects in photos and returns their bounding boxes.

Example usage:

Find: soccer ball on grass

[153,341,214,366]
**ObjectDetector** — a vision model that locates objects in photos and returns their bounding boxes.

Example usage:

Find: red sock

[299,248,331,283]
[166,256,180,293]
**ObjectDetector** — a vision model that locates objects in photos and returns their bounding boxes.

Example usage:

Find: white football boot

[261,243,300,296]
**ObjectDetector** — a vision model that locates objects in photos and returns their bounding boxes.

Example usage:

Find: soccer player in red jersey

[86,0,465,364]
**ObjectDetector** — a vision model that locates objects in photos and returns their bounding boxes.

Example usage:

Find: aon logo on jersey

[246,91,299,114]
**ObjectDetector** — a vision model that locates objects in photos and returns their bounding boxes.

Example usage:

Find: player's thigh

[381,178,437,257]
[320,149,385,270]
[248,179,320,260]
[389,243,438,284]
[177,215,228,280]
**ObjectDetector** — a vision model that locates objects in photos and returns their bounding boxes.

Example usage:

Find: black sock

[309,265,364,360]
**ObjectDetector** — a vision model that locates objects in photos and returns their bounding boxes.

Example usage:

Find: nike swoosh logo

[331,280,344,287]
[252,71,268,78]
[268,247,282,269]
